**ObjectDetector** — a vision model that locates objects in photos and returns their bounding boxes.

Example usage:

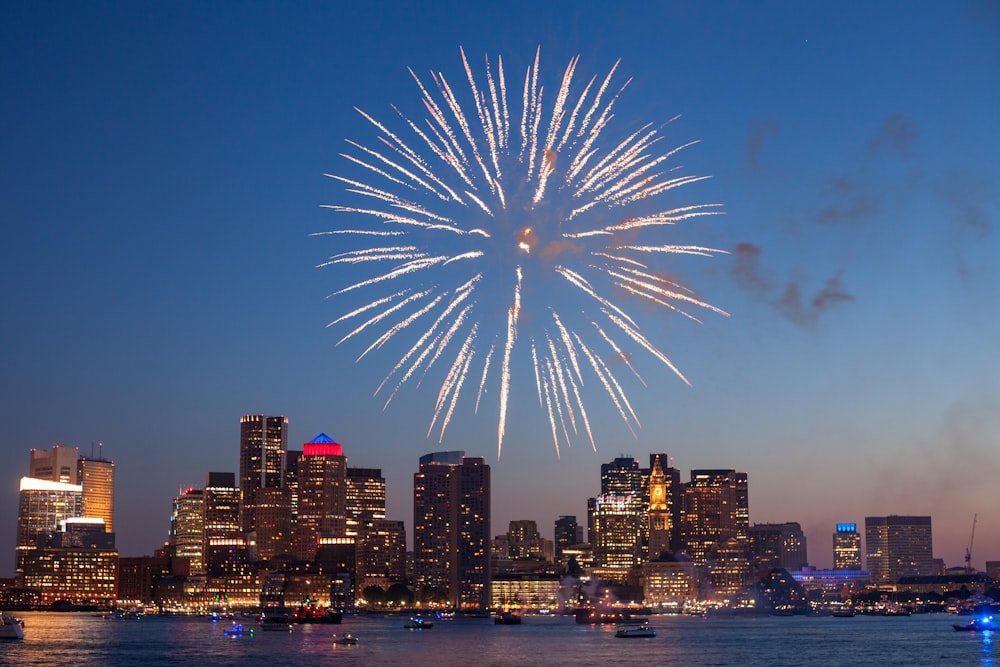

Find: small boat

[494,611,522,625]
[953,615,1000,632]
[615,622,656,638]
[0,613,24,640]
[404,616,433,629]
[832,609,856,618]
[333,632,359,645]
[223,622,254,637]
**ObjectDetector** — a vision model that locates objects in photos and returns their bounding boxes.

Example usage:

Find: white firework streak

[474,343,495,414]
[538,359,561,458]
[320,48,726,458]
[530,340,543,407]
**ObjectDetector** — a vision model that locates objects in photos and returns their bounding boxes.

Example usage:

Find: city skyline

[2,3,998,578]
[5,438,988,581]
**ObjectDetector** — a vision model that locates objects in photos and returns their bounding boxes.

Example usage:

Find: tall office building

[413,451,491,611]
[833,523,862,571]
[239,415,288,533]
[346,467,386,534]
[683,469,749,566]
[203,472,243,576]
[591,493,645,582]
[749,522,808,571]
[590,456,647,579]
[293,434,347,562]
[168,488,205,575]
[865,515,934,584]
[78,454,115,532]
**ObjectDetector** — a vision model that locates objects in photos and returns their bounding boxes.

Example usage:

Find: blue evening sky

[2,1,997,575]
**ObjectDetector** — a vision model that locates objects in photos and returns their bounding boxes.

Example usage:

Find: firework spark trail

[335,289,431,346]
[544,331,578,438]
[321,48,727,457]
[592,322,646,386]
[497,266,522,458]
[374,275,480,399]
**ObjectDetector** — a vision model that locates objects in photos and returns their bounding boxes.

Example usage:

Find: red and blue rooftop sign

[303,433,342,457]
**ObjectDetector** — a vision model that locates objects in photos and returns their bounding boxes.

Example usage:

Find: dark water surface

[0,611,995,666]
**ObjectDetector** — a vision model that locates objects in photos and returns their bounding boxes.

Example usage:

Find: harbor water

[0,611,995,666]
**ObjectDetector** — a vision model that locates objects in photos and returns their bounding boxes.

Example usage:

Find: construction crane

[965,514,977,575]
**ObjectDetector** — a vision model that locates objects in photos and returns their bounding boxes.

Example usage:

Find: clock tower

[647,455,671,559]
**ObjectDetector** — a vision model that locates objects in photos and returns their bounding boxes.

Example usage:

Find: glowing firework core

[318,47,728,458]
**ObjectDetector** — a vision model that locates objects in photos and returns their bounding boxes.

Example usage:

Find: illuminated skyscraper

[293,434,347,562]
[413,451,490,611]
[78,455,115,532]
[833,523,862,571]
[683,469,749,565]
[589,456,646,580]
[346,467,386,534]
[865,515,934,584]
[239,415,288,533]
[169,488,205,575]
[591,493,644,582]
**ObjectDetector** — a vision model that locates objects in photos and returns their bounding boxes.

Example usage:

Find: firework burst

[318,47,728,458]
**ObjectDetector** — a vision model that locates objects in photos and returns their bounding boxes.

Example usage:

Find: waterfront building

[78,455,115,532]
[749,522,808,572]
[643,559,699,607]
[554,515,583,563]
[238,415,288,533]
[202,472,243,577]
[413,451,491,611]
[356,518,406,591]
[833,523,862,571]
[168,488,205,575]
[117,556,171,605]
[292,434,347,562]
[21,519,117,606]
[865,515,934,584]
[491,573,561,610]
[791,566,871,597]
[284,449,302,519]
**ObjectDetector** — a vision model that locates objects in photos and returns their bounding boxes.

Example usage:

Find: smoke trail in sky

[318,47,727,458]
